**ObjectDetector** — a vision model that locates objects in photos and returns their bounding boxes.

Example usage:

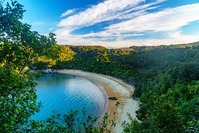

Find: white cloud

[60,9,76,18]
[57,33,199,48]
[55,0,162,42]
[49,27,54,31]
[57,0,144,28]
[55,0,199,47]
[107,3,199,33]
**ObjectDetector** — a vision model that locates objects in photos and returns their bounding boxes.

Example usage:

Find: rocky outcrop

[37,69,57,74]
[108,97,118,100]
[116,101,120,106]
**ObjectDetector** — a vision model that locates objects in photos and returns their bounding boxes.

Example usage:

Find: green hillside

[1,1,198,132]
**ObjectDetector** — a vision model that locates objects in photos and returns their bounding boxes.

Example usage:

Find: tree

[0,67,40,132]
[0,1,54,132]
[0,0,56,72]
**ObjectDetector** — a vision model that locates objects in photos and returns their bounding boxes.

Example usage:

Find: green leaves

[132,67,199,132]
[0,0,57,72]
[22,109,115,133]
[0,67,39,132]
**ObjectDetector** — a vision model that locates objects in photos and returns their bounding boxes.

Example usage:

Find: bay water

[31,74,106,122]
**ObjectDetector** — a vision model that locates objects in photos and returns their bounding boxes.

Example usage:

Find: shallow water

[31,74,106,121]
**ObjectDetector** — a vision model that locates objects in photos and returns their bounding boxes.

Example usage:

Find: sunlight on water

[31,74,106,121]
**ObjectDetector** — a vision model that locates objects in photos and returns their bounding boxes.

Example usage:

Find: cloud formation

[60,9,76,18]
[57,0,144,28]
[107,3,199,33]
[55,0,199,47]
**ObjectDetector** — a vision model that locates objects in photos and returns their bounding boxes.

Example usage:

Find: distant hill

[129,41,199,52]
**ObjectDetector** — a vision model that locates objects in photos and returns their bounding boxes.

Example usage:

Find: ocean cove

[31,74,107,121]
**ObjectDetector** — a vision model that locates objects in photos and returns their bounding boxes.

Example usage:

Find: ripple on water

[31,74,106,121]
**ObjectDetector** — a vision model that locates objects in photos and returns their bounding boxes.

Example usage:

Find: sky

[7,0,199,47]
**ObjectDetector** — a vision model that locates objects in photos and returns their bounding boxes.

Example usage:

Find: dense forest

[33,42,199,132]
[1,1,198,133]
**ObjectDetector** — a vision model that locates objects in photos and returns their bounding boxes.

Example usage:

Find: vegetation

[0,1,54,132]
[32,42,199,132]
[1,0,199,132]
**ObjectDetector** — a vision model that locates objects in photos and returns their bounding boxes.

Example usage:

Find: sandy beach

[57,70,140,132]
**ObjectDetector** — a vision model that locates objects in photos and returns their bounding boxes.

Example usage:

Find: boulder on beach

[108,97,118,100]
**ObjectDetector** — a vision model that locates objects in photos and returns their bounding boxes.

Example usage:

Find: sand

[56,69,140,132]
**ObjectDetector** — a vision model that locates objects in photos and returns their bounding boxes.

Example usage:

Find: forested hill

[1,1,198,132]
[32,42,199,132]
[33,41,199,81]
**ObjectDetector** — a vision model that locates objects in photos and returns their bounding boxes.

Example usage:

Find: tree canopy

[0,1,55,132]
[1,0,199,132]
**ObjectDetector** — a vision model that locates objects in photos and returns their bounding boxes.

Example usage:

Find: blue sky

[8,0,199,47]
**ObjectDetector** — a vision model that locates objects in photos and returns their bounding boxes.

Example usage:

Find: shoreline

[68,73,110,122]
[39,69,140,133]
[56,69,140,132]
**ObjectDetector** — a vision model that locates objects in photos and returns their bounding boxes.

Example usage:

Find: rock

[108,97,118,100]
[115,101,120,106]
[40,69,57,74]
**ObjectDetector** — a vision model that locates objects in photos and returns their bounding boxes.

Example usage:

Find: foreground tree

[0,1,55,132]
[0,68,39,132]
[0,0,56,72]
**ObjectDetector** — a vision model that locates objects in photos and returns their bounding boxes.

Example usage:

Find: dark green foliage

[0,1,54,132]
[0,67,40,132]
[0,0,25,42]
[33,45,142,86]
[21,110,115,133]
[1,0,199,132]
[127,64,199,132]
[32,41,199,132]
[0,0,56,72]
[32,42,199,132]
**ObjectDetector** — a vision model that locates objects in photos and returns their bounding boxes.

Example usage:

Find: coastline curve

[56,69,140,132]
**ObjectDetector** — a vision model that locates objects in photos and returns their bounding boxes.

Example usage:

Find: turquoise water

[32,74,106,121]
